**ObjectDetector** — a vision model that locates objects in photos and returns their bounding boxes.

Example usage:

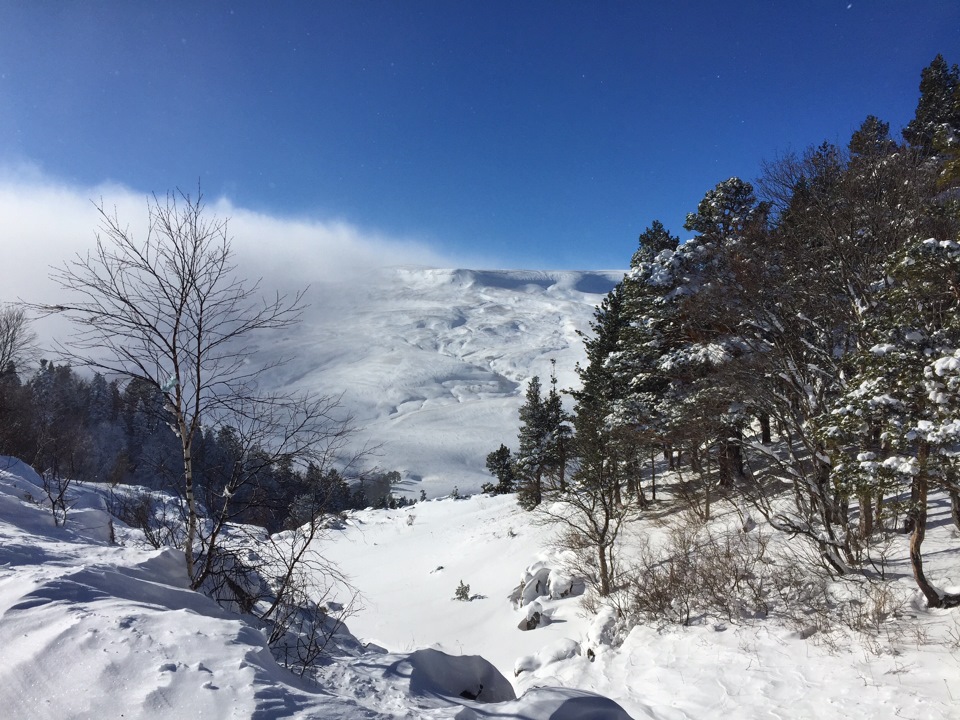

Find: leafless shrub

[107,487,183,549]
[40,471,72,527]
[621,511,774,626]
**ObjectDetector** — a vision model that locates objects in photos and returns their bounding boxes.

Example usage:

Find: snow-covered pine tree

[824,237,960,607]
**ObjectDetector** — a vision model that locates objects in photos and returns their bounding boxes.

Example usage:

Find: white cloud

[0,168,457,349]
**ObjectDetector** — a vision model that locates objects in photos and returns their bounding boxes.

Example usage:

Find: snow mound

[0,455,44,492]
[470,687,635,720]
[386,648,516,702]
[514,637,581,676]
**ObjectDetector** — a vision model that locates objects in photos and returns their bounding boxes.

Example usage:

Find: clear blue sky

[1,2,958,270]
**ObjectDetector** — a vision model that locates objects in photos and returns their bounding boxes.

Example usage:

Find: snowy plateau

[2,267,960,719]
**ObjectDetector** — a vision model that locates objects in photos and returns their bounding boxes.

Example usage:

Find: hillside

[0,457,633,719]
[3,455,959,719]
[251,266,622,497]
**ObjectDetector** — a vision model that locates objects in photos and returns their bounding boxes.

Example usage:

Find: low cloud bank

[0,168,457,348]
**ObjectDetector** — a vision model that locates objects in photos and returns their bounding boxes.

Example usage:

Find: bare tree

[36,190,355,596]
[0,304,38,373]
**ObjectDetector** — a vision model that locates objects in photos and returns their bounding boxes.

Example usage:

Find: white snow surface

[249,267,623,497]
[0,457,631,719]
[5,455,960,719]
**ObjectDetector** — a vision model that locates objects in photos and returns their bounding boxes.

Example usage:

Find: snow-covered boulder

[519,563,552,606]
[514,560,581,609]
[518,600,550,631]
[474,687,634,720]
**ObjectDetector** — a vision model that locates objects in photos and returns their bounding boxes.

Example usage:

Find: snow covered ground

[324,492,960,720]
[4,451,960,719]
[250,266,622,497]
[0,457,632,718]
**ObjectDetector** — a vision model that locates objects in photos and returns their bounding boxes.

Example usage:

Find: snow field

[327,488,960,719]
[249,267,622,496]
[0,458,632,718]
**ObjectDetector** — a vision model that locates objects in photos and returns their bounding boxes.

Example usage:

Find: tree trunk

[597,545,610,597]
[858,490,873,538]
[903,476,919,534]
[908,448,942,608]
[759,413,772,444]
[179,415,199,588]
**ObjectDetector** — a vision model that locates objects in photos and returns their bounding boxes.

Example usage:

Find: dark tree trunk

[597,546,610,597]
[759,413,772,444]
[908,451,941,607]
[859,491,873,538]
[903,476,920,534]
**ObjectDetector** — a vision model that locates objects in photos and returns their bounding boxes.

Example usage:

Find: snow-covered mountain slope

[0,457,633,719]
[253,267,623,497]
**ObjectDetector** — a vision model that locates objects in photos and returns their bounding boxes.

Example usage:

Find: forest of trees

[498,55,960,610]
[0,360,405,528]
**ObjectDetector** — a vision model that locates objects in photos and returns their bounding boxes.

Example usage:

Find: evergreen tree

[482,444,517,495]
[848,115,895,160]
[630,220,679,267]
[516,376,548,509]
[515,370,571,509]
[903,54,960,155]
[825,237,960,606]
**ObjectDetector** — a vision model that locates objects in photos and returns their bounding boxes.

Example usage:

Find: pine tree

[848,115,895,160]
[825,237,960,607]
[903,54,960,155]
[516,376,548,509]
[482,444,517,495]
[630,220,679,267]
[515,369,571,510]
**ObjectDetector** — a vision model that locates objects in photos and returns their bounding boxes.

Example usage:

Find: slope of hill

[4,455,958,720]
[252,267,623,497]
[0,457,632,719]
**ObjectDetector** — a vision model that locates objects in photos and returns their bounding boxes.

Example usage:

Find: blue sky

[1,2,958,270]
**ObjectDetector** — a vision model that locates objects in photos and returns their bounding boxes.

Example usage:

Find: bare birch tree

[36,190,354,599]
